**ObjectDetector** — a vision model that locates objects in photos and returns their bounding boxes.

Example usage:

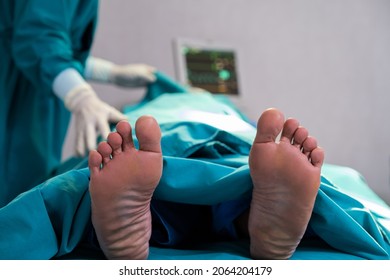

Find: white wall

[63,0,390,203]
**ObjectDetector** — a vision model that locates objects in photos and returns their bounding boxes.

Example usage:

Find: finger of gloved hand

[135,64,156,80]
[75,118,86,157]
[141,71,157,83]
[86,121,98,152]
[123,64,156,74]
[111,64,156,87]
[96,117,111,142]
[106,106,127,123]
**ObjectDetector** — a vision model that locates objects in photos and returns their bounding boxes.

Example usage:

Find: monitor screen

[174,39,241,96]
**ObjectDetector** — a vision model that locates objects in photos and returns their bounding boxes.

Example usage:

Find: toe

[280,118,300,143]
[135,116,161,153]
[88,150,103,175]
[107,132,123,157]
[302,136,318,157]
[97,141,112,165]
[310,147,325,167]
[116,120,134,152]
[254,108,285,144]
[292,126,308,149]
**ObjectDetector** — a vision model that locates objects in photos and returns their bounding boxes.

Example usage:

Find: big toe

[135,116,162,153]
[254,108,285,144]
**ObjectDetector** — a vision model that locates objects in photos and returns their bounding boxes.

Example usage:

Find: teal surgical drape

[0,72,389,260]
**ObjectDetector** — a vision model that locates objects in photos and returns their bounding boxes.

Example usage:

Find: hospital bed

[0,72,389,260]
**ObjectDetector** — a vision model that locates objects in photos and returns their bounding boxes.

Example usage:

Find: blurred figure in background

[0,0,155,207]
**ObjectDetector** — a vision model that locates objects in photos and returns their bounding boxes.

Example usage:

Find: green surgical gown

[0,0,99,207]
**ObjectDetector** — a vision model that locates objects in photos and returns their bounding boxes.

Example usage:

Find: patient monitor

[173,38,241,96]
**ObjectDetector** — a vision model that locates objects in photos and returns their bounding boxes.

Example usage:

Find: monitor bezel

[173,37,241,96]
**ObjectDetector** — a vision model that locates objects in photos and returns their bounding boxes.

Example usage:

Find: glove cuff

[52,68,89,100]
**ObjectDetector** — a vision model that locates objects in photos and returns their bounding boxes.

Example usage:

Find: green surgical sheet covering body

[0,72,389,260]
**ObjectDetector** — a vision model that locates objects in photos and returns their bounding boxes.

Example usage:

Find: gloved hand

[85,57,156,87]
[64,84,127,156]
[110,63,156,87]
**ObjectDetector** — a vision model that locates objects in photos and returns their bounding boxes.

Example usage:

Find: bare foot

[248,108,324,259]
[88,116,162,259]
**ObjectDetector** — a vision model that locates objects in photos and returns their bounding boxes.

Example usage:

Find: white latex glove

[110,63,156,87]
[85,57,156,87]
[64,84,127,156]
